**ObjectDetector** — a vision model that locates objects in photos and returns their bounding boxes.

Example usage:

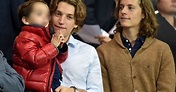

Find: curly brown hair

[114,0,158,38]
[50,0,86,33]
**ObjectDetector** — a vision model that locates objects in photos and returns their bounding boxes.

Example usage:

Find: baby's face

[27,2,50,27]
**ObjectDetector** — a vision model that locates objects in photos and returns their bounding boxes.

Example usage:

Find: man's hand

[95,36,111,44]
[55,86,87,92]
[55,86,74,92]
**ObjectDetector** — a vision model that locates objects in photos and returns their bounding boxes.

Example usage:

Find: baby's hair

[18,0,47,26]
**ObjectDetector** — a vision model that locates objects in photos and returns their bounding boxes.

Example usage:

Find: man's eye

[119,6,123,10]
[128,7,134,10]
[55,12,61,16]
[67,16,73,20]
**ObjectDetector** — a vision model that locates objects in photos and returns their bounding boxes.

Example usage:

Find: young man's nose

[121,7,127,14]
[58,16,65,24]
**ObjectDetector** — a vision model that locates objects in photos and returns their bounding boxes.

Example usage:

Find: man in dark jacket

[0,50,24,92]
[75,0,117,47]
[154,0,176,65]
[0,0,25,66]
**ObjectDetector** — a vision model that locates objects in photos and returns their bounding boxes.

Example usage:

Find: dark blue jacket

[0,0,25,66]
[0,50,24,92]
[84,0,117,32]
[156,13,176,66]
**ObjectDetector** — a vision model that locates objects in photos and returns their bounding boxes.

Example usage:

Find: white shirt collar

[67,35,77,48]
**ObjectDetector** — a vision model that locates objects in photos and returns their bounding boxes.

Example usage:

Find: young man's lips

[54,25,66,30]
[120,17,129,19]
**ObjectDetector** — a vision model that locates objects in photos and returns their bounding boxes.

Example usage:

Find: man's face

[51,2,77,42]
[157,0,176,15]
[118,0,144,28]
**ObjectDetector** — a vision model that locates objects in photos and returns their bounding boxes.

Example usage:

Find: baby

[13,0,68,91]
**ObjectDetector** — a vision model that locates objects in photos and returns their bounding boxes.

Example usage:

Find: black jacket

[156,13,176,64]
[0,0,24,66]
[84,0,117,32]
[0,50,24,92]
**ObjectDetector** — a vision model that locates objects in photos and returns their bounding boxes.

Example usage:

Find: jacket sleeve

[96,47,111,92]
[156,44,175,91]
[14,35,59,68]
[0,51,25,92]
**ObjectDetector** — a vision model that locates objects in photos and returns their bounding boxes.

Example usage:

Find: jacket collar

[113,31,155,49]
[22,25,45,33]
[22,25,50,36]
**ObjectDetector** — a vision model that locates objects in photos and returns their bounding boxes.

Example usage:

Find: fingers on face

[53,34,64,41]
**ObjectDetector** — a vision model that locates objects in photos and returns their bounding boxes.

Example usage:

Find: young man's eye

[67,16,73,20]
[54,11,61,17]
[128,7,134,10]
[119,6,123,10]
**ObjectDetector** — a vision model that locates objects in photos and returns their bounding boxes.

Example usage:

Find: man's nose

[59,15,65,24]
[121,7,127,14]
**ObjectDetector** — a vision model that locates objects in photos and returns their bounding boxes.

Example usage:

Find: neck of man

[122,27,139,47]
[160,12,175,28]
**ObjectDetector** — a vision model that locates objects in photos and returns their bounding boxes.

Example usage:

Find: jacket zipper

[47,59,55,92]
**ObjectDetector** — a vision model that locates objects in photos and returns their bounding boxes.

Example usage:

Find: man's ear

[22,16,29,25]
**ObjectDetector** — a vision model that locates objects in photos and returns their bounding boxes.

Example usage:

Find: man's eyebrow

[55,10,74,16]
[119,4,135,6]
[55,10,61,12]
[127,4,135,7]
[67,14,74,16]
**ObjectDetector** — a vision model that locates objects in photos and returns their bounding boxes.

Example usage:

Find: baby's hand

[51,31,64,47]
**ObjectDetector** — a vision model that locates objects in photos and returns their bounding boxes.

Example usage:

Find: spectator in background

[151,0,157,10]
[157,0,176,29]
[0,0,25,66]
[50,0,103,91]
[44,0,51,5]
[74,0,117,47]
[13,0,68,91]
[0,50,24,92]
[97,0,175,91]
[155,0,176,67]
